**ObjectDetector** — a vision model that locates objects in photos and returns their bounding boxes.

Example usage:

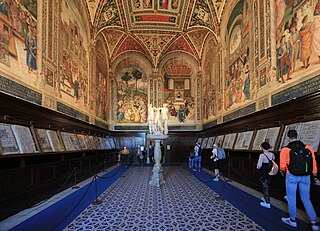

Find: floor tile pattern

[65,167,264,231]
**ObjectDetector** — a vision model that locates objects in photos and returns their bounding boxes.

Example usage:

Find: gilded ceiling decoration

[102,29,125,56]
[164,59,193,76]
[136,34,176,65]
[113,35,148,59]
[187,29,210,57]
[86,0,225,67]
[162,36,196,57]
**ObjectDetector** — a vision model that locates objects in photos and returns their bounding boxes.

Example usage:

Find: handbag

[268,160,279,176]
[263,153,279,176]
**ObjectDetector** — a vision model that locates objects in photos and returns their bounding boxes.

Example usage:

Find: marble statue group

[148,104,169,135]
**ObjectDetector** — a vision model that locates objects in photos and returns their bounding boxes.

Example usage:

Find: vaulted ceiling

[84,0,226,68]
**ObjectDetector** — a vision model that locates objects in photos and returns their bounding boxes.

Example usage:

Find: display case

[47,130,65,152]
[279,120,320,152]
[36,128,53,152]
[108,137,117,149]
[201,137,209,149]
[89,136,100,149]
[252,127,280,151]
[206,137,215,149]
[11,124,37,154]
[196,137,203,146]
[77,134,92,150]
[60,132,81,151]
[0,123,21,155]
[215,135,225,146]
[234,131,254,150]
[222,133,237,149]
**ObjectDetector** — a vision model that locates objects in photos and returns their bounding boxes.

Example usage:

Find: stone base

[149,164,165,187]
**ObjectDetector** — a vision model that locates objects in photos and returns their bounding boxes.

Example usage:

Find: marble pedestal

[147,133,168,187]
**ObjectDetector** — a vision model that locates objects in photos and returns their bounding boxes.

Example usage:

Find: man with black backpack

[280,129,319,230]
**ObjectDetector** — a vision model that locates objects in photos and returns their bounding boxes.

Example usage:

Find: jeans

[189,157,194,169]
[194,156,202,171]
[285,174,317,221]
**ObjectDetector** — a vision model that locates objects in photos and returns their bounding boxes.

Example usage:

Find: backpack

[198,147,203,156]
[287,141,313,176]
[217,148,226,160]
[263,153,279,176]
[189,151,195,159]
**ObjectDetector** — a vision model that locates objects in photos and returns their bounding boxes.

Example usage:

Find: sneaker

[281,217,297,228]
[213,177,219,181]
[260,202,271,208]
[311,222,320,231]
[260,196,266,203]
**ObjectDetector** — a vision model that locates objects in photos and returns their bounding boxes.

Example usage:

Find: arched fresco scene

[0,0,319,130]
[223,0,253,111]
[113,55,149,124]
[0,0,37,81]
[160,56,197,124]
[95,38,109,121]
[57,0,90,111]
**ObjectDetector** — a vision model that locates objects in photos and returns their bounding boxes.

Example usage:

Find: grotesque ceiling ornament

[87,0,224,67]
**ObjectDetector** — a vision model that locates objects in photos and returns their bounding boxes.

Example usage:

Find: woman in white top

[210,142,220,181]
[256,142,275,209]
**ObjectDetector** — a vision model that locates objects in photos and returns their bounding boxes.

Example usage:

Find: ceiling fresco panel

[189,0,215,30]
[187,28,210,57]
[102,29,125,58]
[163,36,196,58]
[86,0,100,24]
[123,0,190,31]
[96,0,122,30]
[136,33,175,66]
[113,35,149,61]
[212,0,226,22]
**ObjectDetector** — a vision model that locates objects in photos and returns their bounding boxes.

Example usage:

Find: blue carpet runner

[6,165,313,231]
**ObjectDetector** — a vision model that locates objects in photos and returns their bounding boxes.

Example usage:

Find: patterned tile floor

[65,166,264,231]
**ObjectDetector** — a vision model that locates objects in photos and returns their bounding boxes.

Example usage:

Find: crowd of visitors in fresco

[117,92,148,124]
[276,1,320,84]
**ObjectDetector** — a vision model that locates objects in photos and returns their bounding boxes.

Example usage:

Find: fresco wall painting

[0,0,320,131]
[0,0,37,80]
[224,0,254,112]
[95,39,108,121]
[58,0,90,112]
[162,57,196,124]
[202,37,217,121]
[276,0,320,84]
[115,59,148,124]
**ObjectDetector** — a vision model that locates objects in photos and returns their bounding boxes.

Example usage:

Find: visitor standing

[210,143,220,181]
[121,146,129,167]
[194,142,202,172]
[280,129,319,230]
[256,142,275,209]
[189,145,195,170]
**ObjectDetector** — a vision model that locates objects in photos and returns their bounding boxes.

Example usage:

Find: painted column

[196,70,202,123]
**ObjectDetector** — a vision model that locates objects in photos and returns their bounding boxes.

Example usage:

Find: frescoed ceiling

[86,0,226,68]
